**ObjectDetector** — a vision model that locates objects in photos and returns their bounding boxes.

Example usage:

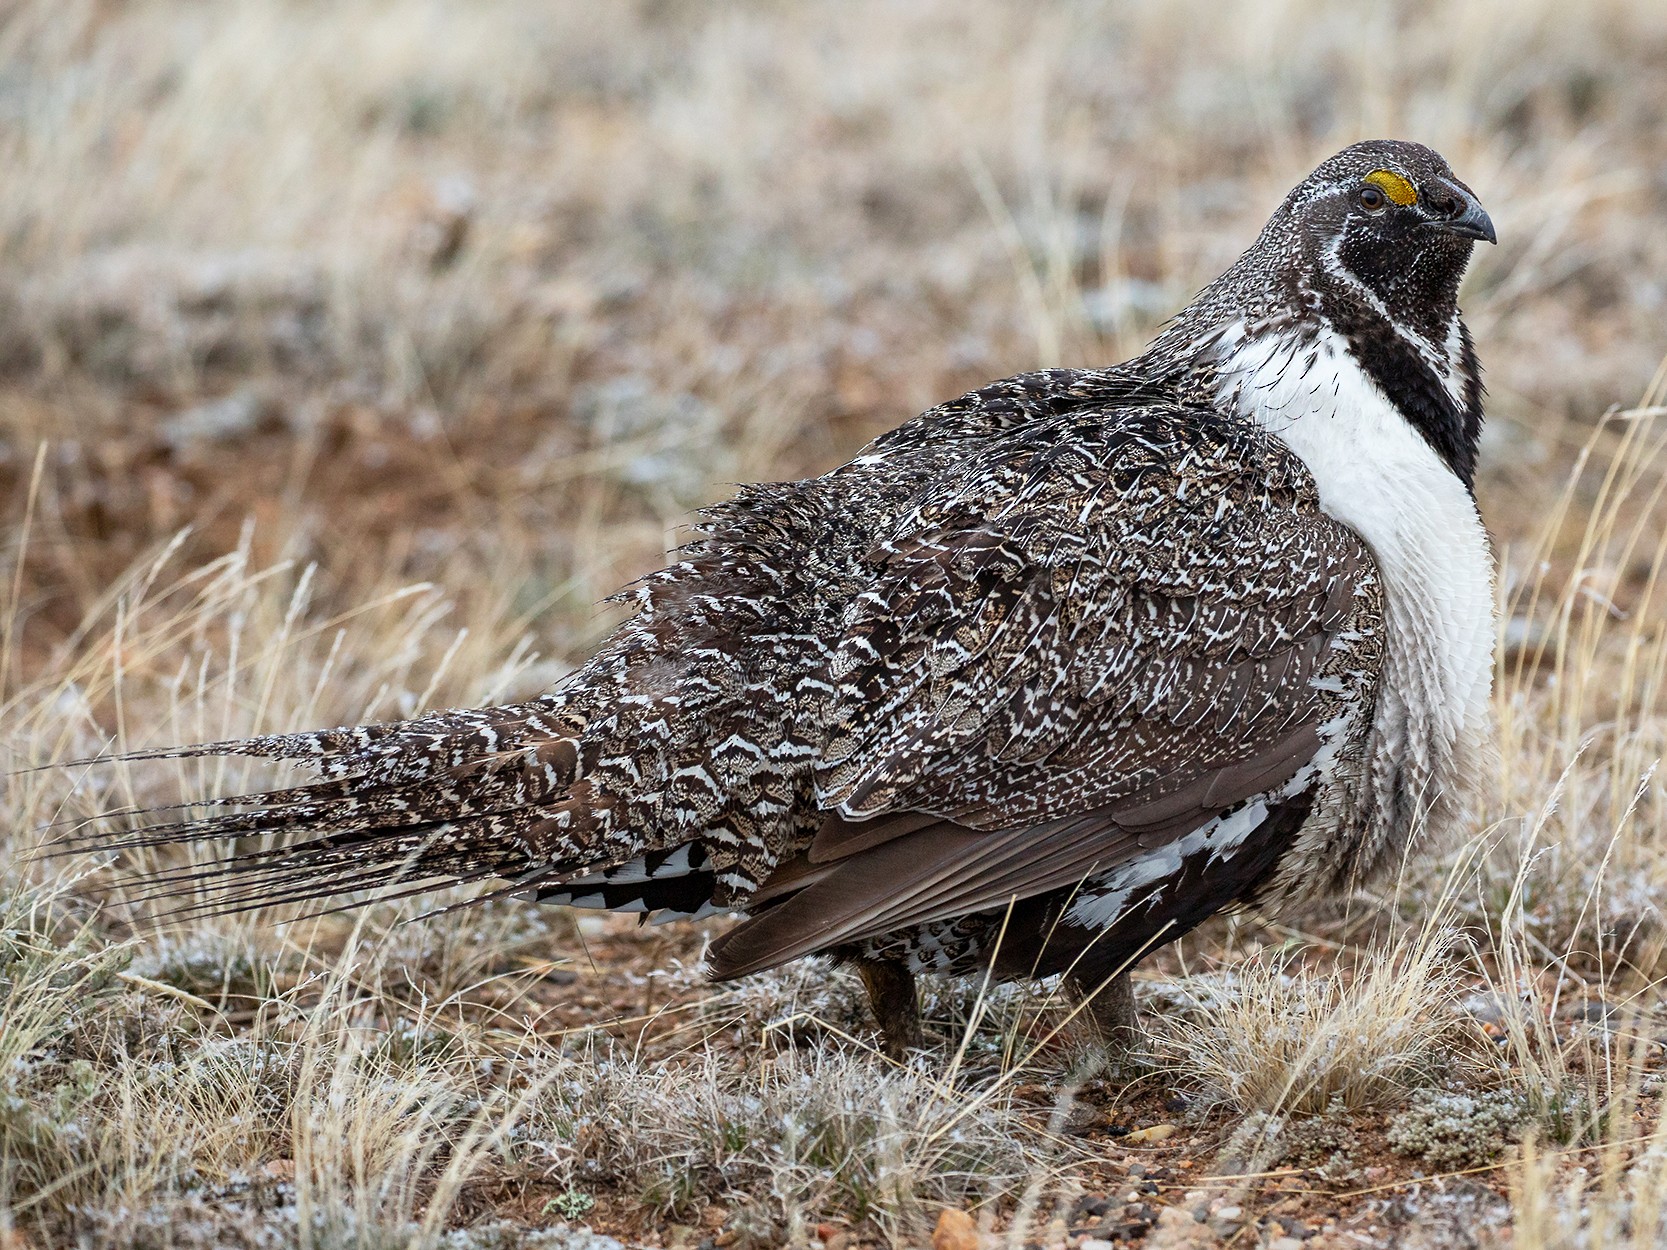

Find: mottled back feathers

[70,140,1499,1002]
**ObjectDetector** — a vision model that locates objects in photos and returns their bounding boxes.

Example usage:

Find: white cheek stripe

[1318,239,1469,411]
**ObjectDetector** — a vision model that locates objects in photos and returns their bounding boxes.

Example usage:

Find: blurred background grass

[1,0,1663,674]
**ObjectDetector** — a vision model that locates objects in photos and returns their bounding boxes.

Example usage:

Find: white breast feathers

[1212,325,1496,844]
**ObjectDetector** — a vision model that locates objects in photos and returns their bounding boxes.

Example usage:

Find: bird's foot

[856,957,923,1060]
[1068,970,1153,1076]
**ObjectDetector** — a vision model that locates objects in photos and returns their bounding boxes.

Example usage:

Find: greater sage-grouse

[86,140,1498,1056]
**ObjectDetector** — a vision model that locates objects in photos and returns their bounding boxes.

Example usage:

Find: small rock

[1080,1240,1116,1250]
[1145,1206,1221,1248]
[161,388,274,449]
[1270,1240,1304,1250]
[1072,1197,1113,1222]
[1125,1123,1179,1144]
[1460,990,1531,1033]
[1208,1202,1245,1235]
[932,1208,980,1250]
[259,1158,295,1183]
[1064,1102,1103,1134]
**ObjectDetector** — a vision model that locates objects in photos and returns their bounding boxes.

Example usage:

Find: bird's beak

[1430,180,1497,245]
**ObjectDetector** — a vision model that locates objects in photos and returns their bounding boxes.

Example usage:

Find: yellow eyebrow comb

[1364,169,1418,206]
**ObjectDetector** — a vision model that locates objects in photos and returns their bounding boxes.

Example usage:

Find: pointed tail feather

[52,698,608,919]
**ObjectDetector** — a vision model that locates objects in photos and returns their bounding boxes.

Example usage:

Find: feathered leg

[1068,968,1141,1055]
[856,956,922,1059]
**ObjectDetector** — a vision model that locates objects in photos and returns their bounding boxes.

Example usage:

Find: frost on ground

[519,1046,1037,1231]
[1386,1089,1534,1170]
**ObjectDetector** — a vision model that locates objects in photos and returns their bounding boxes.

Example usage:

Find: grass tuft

[1156,929,1467,1116]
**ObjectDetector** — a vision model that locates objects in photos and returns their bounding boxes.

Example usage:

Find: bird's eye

[1359,185,1388,212]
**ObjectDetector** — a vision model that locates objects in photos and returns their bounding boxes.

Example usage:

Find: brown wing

[707,409,1382,978]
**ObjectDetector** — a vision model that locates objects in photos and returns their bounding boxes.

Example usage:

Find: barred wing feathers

[707,408,1382,976]
[69,373,1382,971]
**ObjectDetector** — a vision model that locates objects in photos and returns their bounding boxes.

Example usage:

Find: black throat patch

[1312,282,1483,490]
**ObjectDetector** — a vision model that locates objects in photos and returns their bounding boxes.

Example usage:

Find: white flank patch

[1067,799,1271,930]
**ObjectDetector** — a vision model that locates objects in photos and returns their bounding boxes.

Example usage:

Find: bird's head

[1152,140,1495,489]
[1275,139,1494,344]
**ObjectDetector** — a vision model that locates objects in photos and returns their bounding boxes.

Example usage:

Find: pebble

[259,1159,295,1183]
[932,1208,979,1250]
[1575,998,1615,1024]
[1126,1123,1179,1144]
[1142,1206,1222,1248]
[1460,990,1528,1030]
[160,388,273,449]
[1270,1240,1304,1250]
[1208,1202,1245,1234]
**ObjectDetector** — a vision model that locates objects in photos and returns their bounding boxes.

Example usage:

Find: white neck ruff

[1212,324,1496,840]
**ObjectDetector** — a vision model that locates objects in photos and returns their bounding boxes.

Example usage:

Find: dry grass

[3,0,1667,1246]
[1155,924,1470,1117]
[518,1045,1040,1237]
